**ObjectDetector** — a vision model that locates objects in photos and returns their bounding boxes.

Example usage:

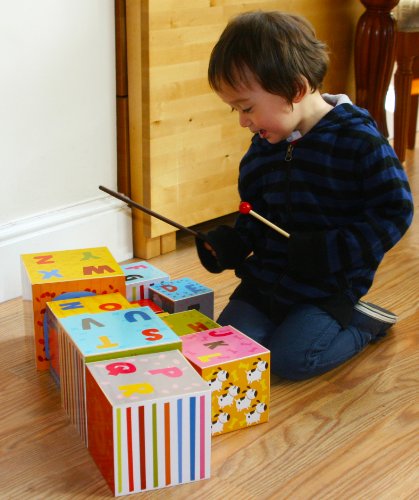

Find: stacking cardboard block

[162,310,220,336]
[21,247,126,370]
[120,261,169,301]
[86,350,211,496]
[55,306,182,443]
[129,298,164,315]
[181,326,270,435]
[149,278,214,318]
[45,292,134,385]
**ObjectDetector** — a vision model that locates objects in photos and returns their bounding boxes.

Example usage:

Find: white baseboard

[0,196,133,302]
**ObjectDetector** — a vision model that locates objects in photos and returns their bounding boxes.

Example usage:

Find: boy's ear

[292,78,309,103]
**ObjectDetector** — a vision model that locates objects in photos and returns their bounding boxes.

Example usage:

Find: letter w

[83,265,115,275]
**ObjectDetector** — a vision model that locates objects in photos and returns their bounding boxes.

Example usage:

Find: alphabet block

[149,278,214,318]
[162,310,220,336]
[55,306,182,443]
[86,350,211,496]
[45,292,134,386]
[120,261,169,301]
[21,247,126,370]
[129,299,164,315]
[181,326,270,435]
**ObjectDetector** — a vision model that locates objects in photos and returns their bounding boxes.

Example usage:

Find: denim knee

[270,350,319,381]
[217,299,274,346]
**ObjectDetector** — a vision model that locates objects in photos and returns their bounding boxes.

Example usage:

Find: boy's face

[216,76,301,144]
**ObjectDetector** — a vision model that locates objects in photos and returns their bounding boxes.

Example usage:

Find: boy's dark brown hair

[208,11,329,104]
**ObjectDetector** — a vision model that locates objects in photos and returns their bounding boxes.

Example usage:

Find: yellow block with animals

[181,326,270,435]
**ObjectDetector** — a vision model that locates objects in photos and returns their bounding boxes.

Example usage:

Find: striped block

[181,326,270,435]
[56,306,181,443]
[45,292,134,386]
[120,261,169,301]
[20,247,126,370]
[86,350,211,495]
[149,278,214,318]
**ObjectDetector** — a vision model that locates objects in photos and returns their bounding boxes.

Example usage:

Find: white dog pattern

[246,359,269,384]
[212,412,230,434]
[217,384,240,409]
[245,402,267,425]
[208,368,229,392]
[235,387,258,411]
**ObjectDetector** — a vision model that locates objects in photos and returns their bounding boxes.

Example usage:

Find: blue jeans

[218,299,374,381]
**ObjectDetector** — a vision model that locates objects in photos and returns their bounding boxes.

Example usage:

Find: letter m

[83,265,115,275]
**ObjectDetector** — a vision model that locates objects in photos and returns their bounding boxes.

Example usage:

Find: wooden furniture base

[354,0,400,137]
[394,32,419,162]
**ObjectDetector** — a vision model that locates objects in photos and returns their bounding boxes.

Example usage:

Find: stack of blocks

[53,306,181,443]
[21,247,126,370]
[21,246,271,496]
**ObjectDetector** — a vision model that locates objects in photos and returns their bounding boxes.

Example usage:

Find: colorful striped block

[56,306,182,443]
[149,278,214,318]
[45,292,134,386]
[162,309,220,336]
[86,350,211,495]
[181,326,270,435]
[20,247,126,370]
[120,261,169,301]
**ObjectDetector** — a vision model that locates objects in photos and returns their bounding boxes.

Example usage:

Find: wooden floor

[0,144,417,499]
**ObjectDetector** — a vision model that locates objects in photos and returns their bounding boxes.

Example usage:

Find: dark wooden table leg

[394,32,419,162]
[355,0,400,137]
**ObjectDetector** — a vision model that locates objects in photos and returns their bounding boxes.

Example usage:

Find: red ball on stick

[239,201,252,214]
[238,201,290,238]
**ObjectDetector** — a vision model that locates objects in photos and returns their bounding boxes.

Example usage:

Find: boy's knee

[271,350,319,381]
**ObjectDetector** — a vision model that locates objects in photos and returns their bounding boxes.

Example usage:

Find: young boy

[195,11,414,380]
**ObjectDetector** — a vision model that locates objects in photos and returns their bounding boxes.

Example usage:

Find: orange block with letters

[21,247,126,370]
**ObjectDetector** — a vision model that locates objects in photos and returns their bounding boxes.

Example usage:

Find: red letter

[209,329,234,337]
[141,328,163,341]
[34,255,55,265]
[106,362,136,376]
[99,302,122,311]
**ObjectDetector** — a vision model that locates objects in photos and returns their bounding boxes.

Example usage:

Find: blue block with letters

[149,277,214,319]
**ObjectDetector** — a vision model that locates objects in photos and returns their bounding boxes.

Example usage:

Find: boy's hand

[204,242,217,257]
[195,225,251,273]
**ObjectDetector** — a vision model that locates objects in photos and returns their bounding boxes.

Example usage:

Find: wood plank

[116,96,131,195]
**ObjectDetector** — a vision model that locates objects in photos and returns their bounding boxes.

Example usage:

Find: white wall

[0,0,132,302]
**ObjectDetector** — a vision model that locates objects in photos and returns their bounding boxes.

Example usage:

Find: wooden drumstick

[99,185,207,241]
[239,201,290,238]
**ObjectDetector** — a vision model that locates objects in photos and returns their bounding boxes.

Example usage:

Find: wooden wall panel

[125,0,364,257]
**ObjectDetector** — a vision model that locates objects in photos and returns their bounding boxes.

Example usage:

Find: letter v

[82,318,105,330]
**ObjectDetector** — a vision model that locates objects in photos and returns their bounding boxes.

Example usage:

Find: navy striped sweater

[196,100,414,325]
